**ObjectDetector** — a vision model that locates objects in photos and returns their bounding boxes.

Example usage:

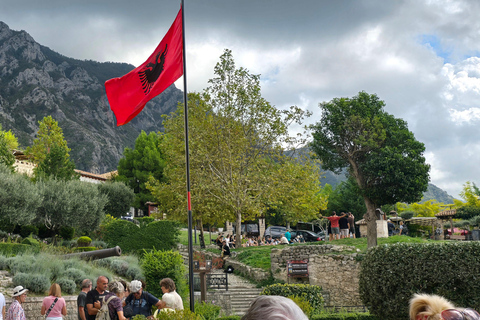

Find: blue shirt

[285,231,291,242]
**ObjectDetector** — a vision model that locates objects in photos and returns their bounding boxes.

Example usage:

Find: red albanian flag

[105,7,183,126]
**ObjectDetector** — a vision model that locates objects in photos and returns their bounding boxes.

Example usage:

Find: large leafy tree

[115,131,166,214]
[98,181,135,218]
[327,177,367,215]
[0,125,16,171]
[311,91,430,247]
[34,144,78,181]
[149,50,314,247]
[26,116,70,164]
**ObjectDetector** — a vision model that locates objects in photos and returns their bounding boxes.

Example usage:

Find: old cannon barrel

[63,246,121,260]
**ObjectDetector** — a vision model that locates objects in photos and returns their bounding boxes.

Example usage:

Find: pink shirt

[327,216,341,228]
[42,296,66,318]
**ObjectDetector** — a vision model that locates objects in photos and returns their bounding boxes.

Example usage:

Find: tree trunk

[364,196,378,248]
[236,212,242,248]
[197,219,206,249]
[286,221,290,229]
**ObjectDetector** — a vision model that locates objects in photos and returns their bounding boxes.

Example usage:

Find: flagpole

[181,0,195,312]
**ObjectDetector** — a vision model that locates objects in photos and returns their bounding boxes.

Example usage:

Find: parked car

[294,230,325,242]
[264,226,288,239]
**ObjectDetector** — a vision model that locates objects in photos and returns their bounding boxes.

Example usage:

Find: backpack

[96,295,116,320]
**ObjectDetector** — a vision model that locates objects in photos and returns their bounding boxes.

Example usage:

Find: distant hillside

[0,21,182,173]
[421,183,456,204]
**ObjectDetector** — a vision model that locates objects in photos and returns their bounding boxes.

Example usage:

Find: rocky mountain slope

[0,21,183,173]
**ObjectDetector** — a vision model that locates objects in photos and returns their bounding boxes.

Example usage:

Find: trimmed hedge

[0,243,39,256]
[359,242,480,320]
[102,220,180,253]
[77,236,92,247]
[261,283,324,314]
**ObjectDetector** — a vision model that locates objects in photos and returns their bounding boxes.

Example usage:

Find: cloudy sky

[1,0,480,199]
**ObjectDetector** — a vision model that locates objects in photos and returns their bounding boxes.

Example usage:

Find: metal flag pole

[180,0,195,312]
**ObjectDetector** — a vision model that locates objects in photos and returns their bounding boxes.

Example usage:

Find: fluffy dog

[409,293,455,320]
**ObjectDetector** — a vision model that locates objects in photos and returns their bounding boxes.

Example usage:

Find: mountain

[0,21,183,173]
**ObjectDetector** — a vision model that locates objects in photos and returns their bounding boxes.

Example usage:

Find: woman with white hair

[241,295,308,320]
[6,286,28,320]
[102,281,126,320]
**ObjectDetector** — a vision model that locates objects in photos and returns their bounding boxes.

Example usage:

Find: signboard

[287,260,308,278]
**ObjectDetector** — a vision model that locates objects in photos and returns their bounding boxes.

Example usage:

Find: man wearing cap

[6,286,27,320]
[123,280,162,319]
[86,276,108,320]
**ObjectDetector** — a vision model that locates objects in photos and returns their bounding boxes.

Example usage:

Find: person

[159,278,183,311]
[215,234,223,249]
[241,295,308,320]
[409,293,480,320]
[339,213,349,239]
[41,283,67,320]
[159,294,175,312]
[328,220,333,241]
[325,212,346,240]
[265,235,272,245]
[284,229,291,243]
[221,239,231,259]
[123,280,162,318]
[0,291,5,320]
[229,234,236,248]
[280,234,289,245]
[6,286,28,320]
[225,234,230,247]
[101,281,126,320]
[387,219,395,237]
[347,212,355,238]
[399,221,408,235]
[86,276,109,320]
[78,279,92,320]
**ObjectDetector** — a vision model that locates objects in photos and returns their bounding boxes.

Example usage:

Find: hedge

[261,283,324,314]
[217,317,241,320]
[359,242,480,320]
[0,243,40,256]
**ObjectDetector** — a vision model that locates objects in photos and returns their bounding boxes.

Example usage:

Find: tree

[0,125,16,171]
[460,181,480,207]
[115,131,166,214]
[26,116,70,164]
[0,164,41,226]
[396,199,444,217]
[149,50,312,247]
[311,91,430,248]
[98,181,135,218]
[34,144,78,181]
[327,177,366,216]
[36,179,107,235]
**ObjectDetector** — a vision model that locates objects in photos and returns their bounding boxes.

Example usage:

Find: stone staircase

[225,286,264,315]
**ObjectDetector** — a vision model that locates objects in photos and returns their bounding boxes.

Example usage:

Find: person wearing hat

[123,280,162,319]
[6,286,27,320]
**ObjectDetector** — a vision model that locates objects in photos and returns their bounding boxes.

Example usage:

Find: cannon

[63,246,121,260]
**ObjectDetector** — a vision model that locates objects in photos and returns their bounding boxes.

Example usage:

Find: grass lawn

[179,231,439,272]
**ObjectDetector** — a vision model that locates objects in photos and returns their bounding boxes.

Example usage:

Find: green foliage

[62,268,87,285]
[399,211,414,220]
[216,317,241,320]
[115,130,167,213]
[12,272,50,294]
[261,283,324,314]
[327,177,366,214]
[456,206,480,220]
[34,144,78,181]
[77,236,92,247]
[0,127,15,170]
[194,301,221,320]
[19,225,39,238]
[311,313,379,320]
[59,226,75,240]
[0,243,40,256]
[141,249,186,299]
[75,247,96,252]
[102,220,180,253]
[288,295,314,318]
[97,181,135,218]
[135,217,155,227]
[154,309,202,320]
[57,278,76,294]
[21,237,40,246]
[359,242,480,320]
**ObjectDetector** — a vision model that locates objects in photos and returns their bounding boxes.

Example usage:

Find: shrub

[141,249,186,299]
[57,278,76,294]
[12,273,30,287]
[75,247,97,252]
[359,242,480,320]
[217,317,241,320]
[261,283,324,314]
[59,226,75,240]
[26,274,51,294]
[288,295,313,318]
[0,243,39,256]
[135,217,155,227]
[77,236,92,247]
[21,237,40,246]
[194,301,221,320]
[92,240,107,249]
[154,309,202,320]
[62,268,87,285]
[102,220,180,253]
[125,265,143,280]
[19,225,39,238]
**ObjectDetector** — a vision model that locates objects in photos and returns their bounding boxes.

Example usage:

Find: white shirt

[0,293,5,320]
[162,291,183,311]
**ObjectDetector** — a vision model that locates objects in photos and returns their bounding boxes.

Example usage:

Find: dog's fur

[409,293,455,320]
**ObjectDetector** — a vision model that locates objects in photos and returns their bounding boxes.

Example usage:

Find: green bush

[194,301,221,320]
[26,274,51,294]
[135,217,155,227]
[0,218,15,233]
[59,226,75,240]
[0,243,40,256]
[102,220,180,253]
[359,242,480,320]
[62,268,87,285]
[77,236,92,247]
[154,309,202,320]
[217,317,241,320]
[75,247,97,252]
[288,295,313,318]
[141,249,186,300]
[57,278,76,294]
[93,257,143,281]
[19,225,39,238]
[261,283,324,314]
[92,240,107,249]
[311,313,378,320]
[21,237,40,246]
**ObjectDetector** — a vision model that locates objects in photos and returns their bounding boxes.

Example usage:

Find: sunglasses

[442,309,480,320]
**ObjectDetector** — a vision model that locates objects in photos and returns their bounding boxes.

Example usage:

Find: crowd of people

[1,276,183,320]
[322,211,356,241]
